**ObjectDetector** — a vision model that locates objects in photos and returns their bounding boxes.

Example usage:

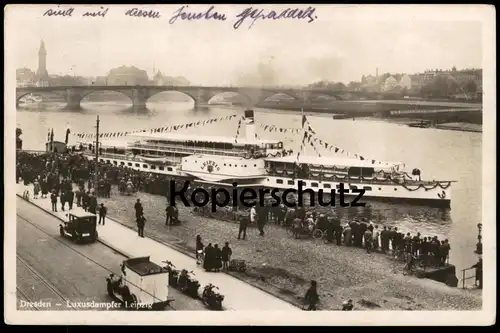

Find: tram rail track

[16,212,176,310]
[17,254,75,309]
[16,286,40,311]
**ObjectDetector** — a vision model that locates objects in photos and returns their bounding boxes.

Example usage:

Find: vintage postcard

[4,4,496,326]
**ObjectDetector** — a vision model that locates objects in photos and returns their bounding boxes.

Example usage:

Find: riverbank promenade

[15,183,300,311]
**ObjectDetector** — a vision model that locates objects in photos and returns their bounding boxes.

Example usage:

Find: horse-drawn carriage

[286,221,326,240]
[118,179,135,196]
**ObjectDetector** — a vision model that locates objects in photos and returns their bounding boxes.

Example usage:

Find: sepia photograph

[4,4,496,326]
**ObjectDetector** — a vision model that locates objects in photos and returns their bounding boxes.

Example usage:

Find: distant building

[107,66,149,86]
[36,40,49,80]
[382,76,398,92]
[16,68,36,87]
[450,67,482,92]
[47,75,84,86]
[93,76,108,85]
[399,74,412,89]
[152,71,190,86]
[410,74,425,89]
[361,74,379,92]
[36,80,49,87]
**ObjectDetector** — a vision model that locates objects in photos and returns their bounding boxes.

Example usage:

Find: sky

[5,4,488,86]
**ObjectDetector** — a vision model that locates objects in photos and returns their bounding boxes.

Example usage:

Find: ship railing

[460,267,477,289]
[132,142,247,154]
[268,169,453,186]
[129,143,248,157]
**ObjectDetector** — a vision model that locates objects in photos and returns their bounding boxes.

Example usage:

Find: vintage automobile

[59,212,98,243]
[106,256,174,310]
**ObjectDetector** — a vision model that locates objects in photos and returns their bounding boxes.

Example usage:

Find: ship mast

[94,115,100,191]
[300,90,307,158]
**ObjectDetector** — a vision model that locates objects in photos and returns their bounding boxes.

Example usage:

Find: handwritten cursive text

[125,8,161,19]
[233,7,317,30]
[169,5,226,25]
[43,6,74,17]
[82,7,109,18]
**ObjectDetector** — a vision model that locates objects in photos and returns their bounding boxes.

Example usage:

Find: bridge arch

[207,91,251,106]
[16,92,36,105]
[16,90,66,106]
[146,89,197,105]
[308,92,340,102]
[260,92,299,103]
[80,90,134,104]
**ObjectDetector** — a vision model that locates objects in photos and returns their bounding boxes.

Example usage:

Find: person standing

[104,180,111,198]
[364,227,373,253]
[256,206,265,236]
[137,214,146,237]
[238,215,248,240]
[343,223,352,246]
[98,203,107,225]
[67,189,74,210]
[372,225,380,251]
[470,258,483,289]
[33,180,40,199]
[50,190,58,212]
[60,190,67,211]
[304,280,319,311]
[441,239,451,265]
[203,243,214,272]
[196,235,204,265]
[221,242,232,272]
[213,244,222,272]
[89,194,97,214]
[82,191,90,212]
[166,204,174,225]
[134,199,143,221]
[75,187,82,207]
[380,226,388,253]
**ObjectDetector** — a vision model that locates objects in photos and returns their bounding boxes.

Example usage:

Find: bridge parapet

[16,85,369,109]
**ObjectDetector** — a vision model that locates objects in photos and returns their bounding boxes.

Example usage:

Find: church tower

[37,40,49,79]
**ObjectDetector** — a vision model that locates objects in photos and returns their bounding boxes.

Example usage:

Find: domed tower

[36,40,49,79]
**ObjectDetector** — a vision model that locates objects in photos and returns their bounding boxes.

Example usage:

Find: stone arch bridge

[15,85,366,109]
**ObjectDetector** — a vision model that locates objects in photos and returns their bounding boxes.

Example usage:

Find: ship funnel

[244,109,256,142]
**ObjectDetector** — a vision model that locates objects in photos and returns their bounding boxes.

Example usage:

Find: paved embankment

[16,198,207,311]
[16,184,300,311]
[97,186,482,311]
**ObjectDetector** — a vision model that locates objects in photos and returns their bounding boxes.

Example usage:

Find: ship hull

[261,176,451,208]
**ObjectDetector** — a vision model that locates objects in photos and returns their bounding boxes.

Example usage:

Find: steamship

[74,110,454,207]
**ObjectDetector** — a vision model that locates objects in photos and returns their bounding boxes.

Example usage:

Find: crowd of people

[195,235,234,273]
[17,151,452,269]
[246,204,452,267]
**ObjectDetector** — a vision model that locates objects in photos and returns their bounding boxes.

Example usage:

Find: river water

[16,98,482,272]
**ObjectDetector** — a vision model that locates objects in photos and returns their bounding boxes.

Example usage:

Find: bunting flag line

[257,115,392,166]
[295,130,308,165]
[301,116,391,166]
[234,116,244,143]
[72,114,239,140]
[255,122,303,135]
